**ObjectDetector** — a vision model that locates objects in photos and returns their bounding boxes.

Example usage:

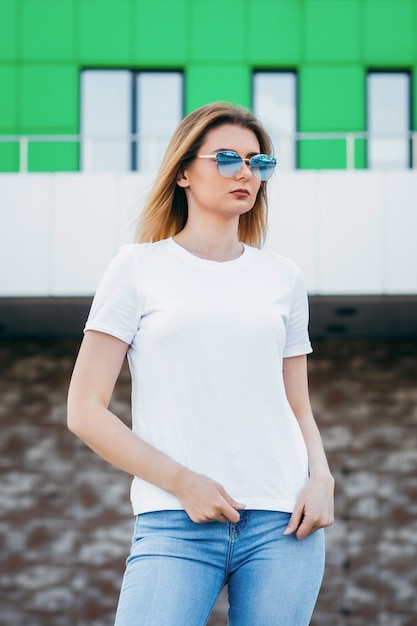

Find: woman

[67,102,334,625]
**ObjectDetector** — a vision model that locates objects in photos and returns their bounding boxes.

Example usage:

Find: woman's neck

[173,225,243,262]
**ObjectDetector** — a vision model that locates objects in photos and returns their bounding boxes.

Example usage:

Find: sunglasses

[198,150,276,181]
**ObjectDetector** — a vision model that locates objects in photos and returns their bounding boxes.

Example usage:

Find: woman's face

[177,124,262,223]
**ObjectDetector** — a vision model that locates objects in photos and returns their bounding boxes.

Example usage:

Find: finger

[217,494,245,523]
[295,518,316,540]
[192,504,242,524]
[197,496,242,524]
[221,504,241,523]
[283,507,304,536]
[219,490,246,517]
[229,498,246,511]
[219,486,245,509]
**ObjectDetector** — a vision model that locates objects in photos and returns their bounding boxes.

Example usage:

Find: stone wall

[1,339,416,625]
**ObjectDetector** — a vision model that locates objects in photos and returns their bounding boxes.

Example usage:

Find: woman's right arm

[67,330,243,523]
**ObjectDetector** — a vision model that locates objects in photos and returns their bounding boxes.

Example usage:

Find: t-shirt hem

[283,342,313,358]
[131,497,296,516]
[84,323,132,345]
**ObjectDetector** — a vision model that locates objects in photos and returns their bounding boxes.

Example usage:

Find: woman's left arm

[282,354,335,540]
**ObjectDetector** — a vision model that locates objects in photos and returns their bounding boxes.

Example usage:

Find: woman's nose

[235,159,252,178]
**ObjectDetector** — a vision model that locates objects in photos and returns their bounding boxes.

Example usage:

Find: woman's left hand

[283,469,334,540]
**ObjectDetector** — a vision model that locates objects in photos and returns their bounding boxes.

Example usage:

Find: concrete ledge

[1,295,417,340]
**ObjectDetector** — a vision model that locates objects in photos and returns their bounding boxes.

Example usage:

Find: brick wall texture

[1,338,416,626]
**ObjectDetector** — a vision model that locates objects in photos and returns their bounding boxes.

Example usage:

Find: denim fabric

[114,510,325,626]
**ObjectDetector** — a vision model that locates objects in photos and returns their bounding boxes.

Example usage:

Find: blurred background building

[0,1,416,625]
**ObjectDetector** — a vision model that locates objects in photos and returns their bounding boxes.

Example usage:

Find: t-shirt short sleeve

[283,265,313,358]
[84,245,143,345]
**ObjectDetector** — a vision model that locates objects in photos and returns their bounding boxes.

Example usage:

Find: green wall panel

[0,143,19,172]
[21,0,75,61]
[79,0,132,64]
[28,141,78,172]
[415,7,417,64]
[305,0,361,62]
[190,0,245,62]
[299,139,347,169]
[300,65,364,131]
[133,0,188,64]
[364,0,414,65]
[413,65,417,132]
[248,0,301,65]
[187,64,249,112]
[298,136,366,169]
[0,0,18,60]
[355,139,366,170]
[0,65,18,130]
[20,64,78,131]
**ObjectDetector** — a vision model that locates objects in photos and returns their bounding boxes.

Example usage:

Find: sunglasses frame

[197,150,276,181]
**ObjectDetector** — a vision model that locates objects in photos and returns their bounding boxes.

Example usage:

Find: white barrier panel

[0,171,416,296]
[0,175,51,296]
[383,172,417,294]
[264,172,317,292]
[316,171,384,295]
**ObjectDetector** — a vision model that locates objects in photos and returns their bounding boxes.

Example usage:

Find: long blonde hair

[135,102,274,248]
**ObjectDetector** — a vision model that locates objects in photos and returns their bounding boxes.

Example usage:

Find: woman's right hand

[68,332,244,524]
[173,468,245,524]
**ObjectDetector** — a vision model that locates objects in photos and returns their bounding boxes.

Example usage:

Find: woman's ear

[176,169,189,188]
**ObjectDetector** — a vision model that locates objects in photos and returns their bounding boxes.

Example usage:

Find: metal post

[83,139,94,171]
[412,133,417,169]
[346,133,355,170]
[19,137,29,173]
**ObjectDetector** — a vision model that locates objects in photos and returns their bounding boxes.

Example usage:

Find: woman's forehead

[202,124,260,153]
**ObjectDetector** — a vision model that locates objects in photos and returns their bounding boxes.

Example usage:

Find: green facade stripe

[0,143,19,172]
[0,0,416,172]
[248,0,302,65]
[187,64,250,112]
[0,0,18,61]
[364,0,414,65]
[300,65,365,131]
[21,0,76,62]
[29,141,79,172]
[0,65,18,130]
[20,64,78,131]
[132,0,189,64]
[304,1,362,63]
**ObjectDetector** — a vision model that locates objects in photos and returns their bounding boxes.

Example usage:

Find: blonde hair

[135,102,274,248]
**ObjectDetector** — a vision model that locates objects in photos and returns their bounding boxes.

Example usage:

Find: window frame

[252,70,298,170]
[80,68,184,172]
[366,69,412,169]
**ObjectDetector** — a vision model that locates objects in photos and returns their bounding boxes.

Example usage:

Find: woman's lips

[230,189,250,197]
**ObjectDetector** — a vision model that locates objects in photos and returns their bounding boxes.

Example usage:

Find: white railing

[1,132,417,172]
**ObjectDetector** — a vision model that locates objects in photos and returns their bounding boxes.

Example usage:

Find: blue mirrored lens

[214,151,276,180]
[216,151,242,177]
[249,154,277,181]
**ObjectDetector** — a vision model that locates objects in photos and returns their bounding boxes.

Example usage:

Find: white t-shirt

[85,237,312,515]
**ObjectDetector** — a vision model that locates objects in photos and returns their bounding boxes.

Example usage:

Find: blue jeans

[114,510,325,626]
